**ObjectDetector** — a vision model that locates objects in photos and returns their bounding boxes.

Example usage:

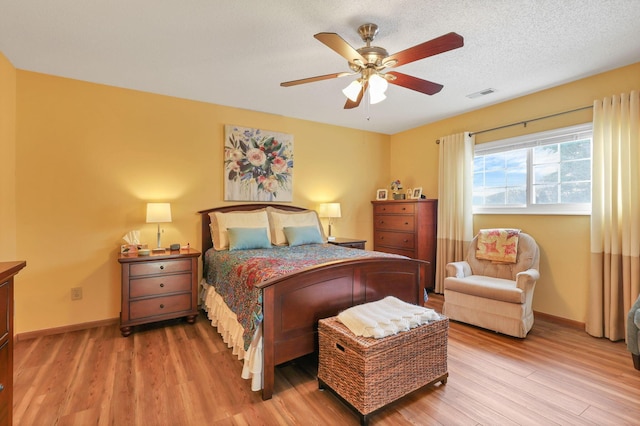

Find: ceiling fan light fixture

[369,73,388,94]
[342,79,362,101]
[369,90,386,104]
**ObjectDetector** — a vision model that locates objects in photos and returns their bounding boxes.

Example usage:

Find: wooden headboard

[198,204,308,255]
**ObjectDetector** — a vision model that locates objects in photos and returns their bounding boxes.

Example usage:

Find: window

[473,123,592,215]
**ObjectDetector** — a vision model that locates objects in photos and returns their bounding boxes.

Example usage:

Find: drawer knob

[160,283,165,288]
[404,239,409,242]
[405,222,409,225]
[160,304,165,309]
[0,384,4,392]
[160,265,164,270]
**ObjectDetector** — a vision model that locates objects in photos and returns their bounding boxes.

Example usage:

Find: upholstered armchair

[443,230,540,338]
[628,293,640,370]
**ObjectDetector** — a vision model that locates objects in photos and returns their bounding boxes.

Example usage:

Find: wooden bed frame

[199,204,426,400]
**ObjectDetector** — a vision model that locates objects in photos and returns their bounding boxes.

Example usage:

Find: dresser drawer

[129,293,192,320]
[373,245,416,259]
[373,203,415,215]
[129,259,191,277]
[375,231,415,250]
[374,215,415,232]
[130,273,192,298]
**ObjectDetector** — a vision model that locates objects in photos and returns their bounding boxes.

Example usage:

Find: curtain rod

[435,105,593,143]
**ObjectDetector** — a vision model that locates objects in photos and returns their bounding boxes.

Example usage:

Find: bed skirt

[200,279,263,391]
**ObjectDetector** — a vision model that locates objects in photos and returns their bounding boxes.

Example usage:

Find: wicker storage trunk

[318,315,448,425]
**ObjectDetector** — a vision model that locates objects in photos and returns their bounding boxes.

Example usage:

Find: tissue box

[120,244,147,254]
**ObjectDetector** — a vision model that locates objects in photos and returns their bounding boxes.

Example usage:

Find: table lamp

[319,202,341,241]
[146,202,172,251]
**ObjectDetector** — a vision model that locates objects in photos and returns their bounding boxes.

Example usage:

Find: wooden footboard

[258,257,424,400]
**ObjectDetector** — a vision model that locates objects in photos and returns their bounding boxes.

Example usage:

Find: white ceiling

[1,0,639,135]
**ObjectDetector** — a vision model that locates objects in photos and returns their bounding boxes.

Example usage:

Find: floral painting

[224,125,294,201]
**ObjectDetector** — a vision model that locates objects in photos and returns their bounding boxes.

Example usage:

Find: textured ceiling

[1,0,639,134]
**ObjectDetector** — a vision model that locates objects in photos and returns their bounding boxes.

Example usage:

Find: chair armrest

[515,268,540,292]
[627,295,640,355]
[446,261,472,278]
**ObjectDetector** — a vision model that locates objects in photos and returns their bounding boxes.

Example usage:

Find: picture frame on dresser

[376,189,388,200]
[412,187,423,199]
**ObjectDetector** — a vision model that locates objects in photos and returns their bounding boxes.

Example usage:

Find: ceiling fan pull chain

[365,90,371,121]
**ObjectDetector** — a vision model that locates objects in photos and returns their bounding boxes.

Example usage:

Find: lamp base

[152,247,166,253]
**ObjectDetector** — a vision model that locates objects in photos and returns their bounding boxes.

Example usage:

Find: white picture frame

[411,187,423,199]
[376,189,388,200]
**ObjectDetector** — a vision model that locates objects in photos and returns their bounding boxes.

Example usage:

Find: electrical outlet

[71,287,83,301]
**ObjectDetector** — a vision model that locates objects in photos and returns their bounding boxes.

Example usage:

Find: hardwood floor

[14,294,640,425]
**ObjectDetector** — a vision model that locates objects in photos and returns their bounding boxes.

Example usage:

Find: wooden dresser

[372,199,437,291]
[0,260,26,426]
[118,249,200,336]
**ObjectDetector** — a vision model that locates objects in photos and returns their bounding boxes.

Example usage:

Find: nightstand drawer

[130,273,191,298]
[129,259,191,277]
[374,215,415,232]
[375,231,415,249]
[341,242,365,249]
[373,203,415,215]
[129,293,192,320]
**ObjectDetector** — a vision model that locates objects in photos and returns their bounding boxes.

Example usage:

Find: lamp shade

[319,203,341,218]
[369,73,388,93]
[146,203,172,223]
[368,73,388,104]
[342,80,362,102]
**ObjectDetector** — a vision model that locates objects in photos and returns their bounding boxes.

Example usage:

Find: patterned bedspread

[204,243,404,349]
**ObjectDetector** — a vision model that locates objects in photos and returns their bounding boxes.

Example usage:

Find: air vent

[466,88,496,99]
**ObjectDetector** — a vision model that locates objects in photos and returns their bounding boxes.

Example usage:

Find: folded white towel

[337,296,439,338]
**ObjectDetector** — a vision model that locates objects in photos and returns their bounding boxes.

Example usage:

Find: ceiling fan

[280,23,464,109]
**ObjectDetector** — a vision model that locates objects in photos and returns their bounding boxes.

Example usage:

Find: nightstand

[118,248,201,337]
[328,237,367,250]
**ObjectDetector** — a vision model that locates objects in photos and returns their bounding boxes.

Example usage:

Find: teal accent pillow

[283,226,324,247]
[227,227,272,250]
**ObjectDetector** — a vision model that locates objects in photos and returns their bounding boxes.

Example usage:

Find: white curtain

[434,132,475,293]
[587,90,640,341]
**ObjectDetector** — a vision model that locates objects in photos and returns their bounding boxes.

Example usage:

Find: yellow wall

[13,71,391,334]
[391,62,640,322]
[0,52,17,259]
[8,54,640,333]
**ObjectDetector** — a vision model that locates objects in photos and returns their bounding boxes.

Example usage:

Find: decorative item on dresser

[0,260,26,426]
[327,237,367,250]
[118,248,200,337]
[372,199,438,291]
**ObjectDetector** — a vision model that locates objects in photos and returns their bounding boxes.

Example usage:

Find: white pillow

[209,209,271,250]
[267,207,327,246]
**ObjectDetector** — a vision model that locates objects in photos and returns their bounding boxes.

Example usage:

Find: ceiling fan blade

[384,32,463,68]
[386,72,444,95]
[344,81,368,109]
[314,32,367,65]
[280,72,353,87]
